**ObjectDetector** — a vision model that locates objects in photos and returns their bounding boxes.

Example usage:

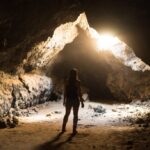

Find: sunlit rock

[0,72,52,117]
[23,13,150,73]
[23,13,89,70]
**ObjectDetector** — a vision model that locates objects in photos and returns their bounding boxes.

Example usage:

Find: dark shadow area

[0,0,82,73]
[36,126,150,150]
[111,127,150,150]
[36,131,77,150]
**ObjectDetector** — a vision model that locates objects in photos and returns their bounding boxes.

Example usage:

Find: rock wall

[0,72,52,117]
[0,0,82,73]
[104,53,150,101]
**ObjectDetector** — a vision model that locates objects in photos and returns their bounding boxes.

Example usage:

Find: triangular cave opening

[49,29,115,101]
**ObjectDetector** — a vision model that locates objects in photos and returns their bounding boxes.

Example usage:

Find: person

[62,68,84,135]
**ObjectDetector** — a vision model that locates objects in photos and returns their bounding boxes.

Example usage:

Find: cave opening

[20,12,149,104]
[50,29,115,101]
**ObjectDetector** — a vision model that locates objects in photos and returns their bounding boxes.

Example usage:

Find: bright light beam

[97,34,120,51]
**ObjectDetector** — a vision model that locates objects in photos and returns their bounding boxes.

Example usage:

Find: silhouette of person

[62,68,84,135]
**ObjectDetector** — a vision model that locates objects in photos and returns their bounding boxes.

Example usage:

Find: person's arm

[63,83,67,106]
[78,81,84,108]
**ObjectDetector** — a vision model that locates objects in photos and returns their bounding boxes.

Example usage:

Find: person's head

[68,68,78,82]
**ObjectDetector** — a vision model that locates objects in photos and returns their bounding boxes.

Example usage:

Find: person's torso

[66,80,79,102]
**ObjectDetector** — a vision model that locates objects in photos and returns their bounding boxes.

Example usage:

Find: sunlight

[97,34,120,51]
[89,28,125,57]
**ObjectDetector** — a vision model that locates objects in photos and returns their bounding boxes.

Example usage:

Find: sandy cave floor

[1,100,150,150]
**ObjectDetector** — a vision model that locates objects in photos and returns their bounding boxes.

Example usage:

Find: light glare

[97,34,120,50]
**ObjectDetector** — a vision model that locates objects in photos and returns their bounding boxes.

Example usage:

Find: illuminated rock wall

[22,13,150,73]
[105,54,150,100]
[0,72,52,117]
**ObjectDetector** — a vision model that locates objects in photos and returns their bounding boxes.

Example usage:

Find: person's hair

[68,68,79,84]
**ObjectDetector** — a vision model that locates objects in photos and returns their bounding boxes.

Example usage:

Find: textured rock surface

[0,0,82,73]
[106,56,150,100]
[0,72,52,117]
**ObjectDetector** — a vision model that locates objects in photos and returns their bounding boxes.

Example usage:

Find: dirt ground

[1,101,150,150]
[1,122,150,150]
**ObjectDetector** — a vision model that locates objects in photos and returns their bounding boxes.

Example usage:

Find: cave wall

[0,72,52,117]
[0,1,84,117]
[0,0,83,73]
[0,0,84,117]
[105,55,150,101]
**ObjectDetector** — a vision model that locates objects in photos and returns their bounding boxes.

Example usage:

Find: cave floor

[1,100,150,150]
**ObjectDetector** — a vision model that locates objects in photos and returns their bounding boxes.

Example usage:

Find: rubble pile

[121,100,150,127]
[0,115,19,129]
[88,104,106,114]
[80,100,150,126]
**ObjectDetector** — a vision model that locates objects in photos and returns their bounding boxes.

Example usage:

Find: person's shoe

[61,128,66,133]
[72,130,78,135]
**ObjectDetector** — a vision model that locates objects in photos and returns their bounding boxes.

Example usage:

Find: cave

[50,29,115,100]
[0,1,150,150]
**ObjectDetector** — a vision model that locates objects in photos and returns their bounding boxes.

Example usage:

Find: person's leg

[72,103,79,134]
[62,104,72,132]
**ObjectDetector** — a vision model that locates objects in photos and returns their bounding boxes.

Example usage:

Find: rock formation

[0,0,149,121]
